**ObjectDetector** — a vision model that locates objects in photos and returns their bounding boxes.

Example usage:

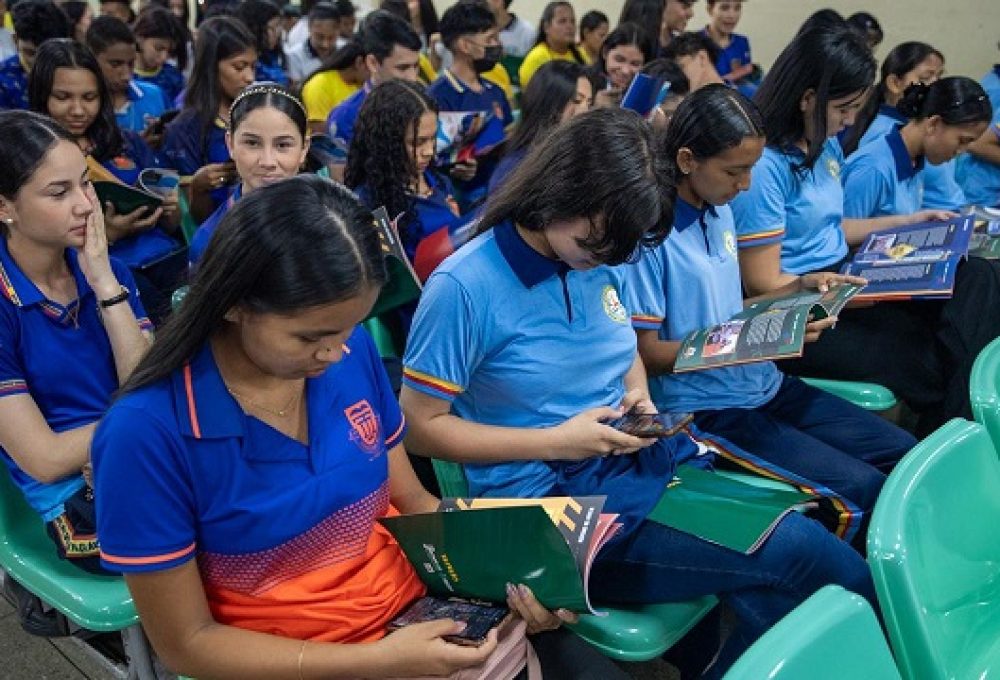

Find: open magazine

[93,168,179,216]
[840,215,974,300]
[435,110,506,168]
[968,206,1000,259]
[380,496,621,615]
[673,285,861,373]
[367,207,422,320]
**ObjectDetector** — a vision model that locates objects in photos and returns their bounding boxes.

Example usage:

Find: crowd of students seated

[0,0,999,677]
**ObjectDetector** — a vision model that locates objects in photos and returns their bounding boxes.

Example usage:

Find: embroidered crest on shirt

[826,157,840,179]
[723,230,737,257]
[601,285,628,324]
[345,400,383,458]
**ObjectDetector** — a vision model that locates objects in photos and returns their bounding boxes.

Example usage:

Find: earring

[3,218,12,225]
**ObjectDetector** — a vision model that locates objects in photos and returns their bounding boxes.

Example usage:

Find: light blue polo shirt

[957,110,1000,208]
[982,65,1000,114]
[115,80,167,134]
[623,199,782,413]
[731,138,849,274]
[843,125,924,219]
[0,241,150,521]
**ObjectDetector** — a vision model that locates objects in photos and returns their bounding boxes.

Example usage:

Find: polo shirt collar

[0,240,90,312]
[442,68,494,94]
[127,80,143,101]
[494,221,566,288]
[878,104,906,123]
[172,343,246,440]
[673,197,718,232]
[887,124,924,180]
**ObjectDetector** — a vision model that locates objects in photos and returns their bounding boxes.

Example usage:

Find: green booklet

[648,465,816,554]
[672,285,861,373]
[93,180,162,217]
[366,206,422,320]
[379,496,621,614]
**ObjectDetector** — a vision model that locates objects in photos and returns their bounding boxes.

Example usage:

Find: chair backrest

[0,465,46,547]
[723,585,901,680]
[431,458,470,497]
[970,336,1000,450]
[867,418,1000,680]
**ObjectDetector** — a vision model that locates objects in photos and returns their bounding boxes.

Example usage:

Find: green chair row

[970,335,1000,449]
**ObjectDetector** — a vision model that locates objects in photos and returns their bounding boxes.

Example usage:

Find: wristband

[98,286,130,309]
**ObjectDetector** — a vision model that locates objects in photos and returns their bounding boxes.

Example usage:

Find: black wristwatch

[98,286,130,309]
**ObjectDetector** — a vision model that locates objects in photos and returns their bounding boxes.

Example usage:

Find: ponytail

[897,76,992,126]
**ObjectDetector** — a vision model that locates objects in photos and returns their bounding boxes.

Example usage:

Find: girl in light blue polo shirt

[733,23,1000,436]
[0,110,152,574]
[626,85,914,549]
[957,109,1000,207]
[842,77,991,222]
[402,108,876,679]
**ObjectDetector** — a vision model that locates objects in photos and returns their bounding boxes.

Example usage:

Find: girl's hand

[104,201,164,242]
[910,209,959,224]
[190,161,235,194]
[619,388,656,415]
[799,272,866,293]
[804,314,837,343]
[158,189,181,227]
[506,583,578,634]
[449,160,477,183]
[592,87,623,109]
[376,619,498,676]
[551,407,656,459]
[78,185,120,298]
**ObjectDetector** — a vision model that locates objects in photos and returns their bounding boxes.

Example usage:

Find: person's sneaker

[1,572,71,637]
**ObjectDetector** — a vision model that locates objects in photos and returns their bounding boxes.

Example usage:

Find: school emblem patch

[826,157,840,179]
[345,400,382,458]
[723,230,737,257]
[602,285,628,323]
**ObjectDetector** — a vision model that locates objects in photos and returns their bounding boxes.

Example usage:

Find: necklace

[226,384,302,417]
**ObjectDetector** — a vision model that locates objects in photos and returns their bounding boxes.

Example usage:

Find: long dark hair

[28,38,124,161]
[183,16,256,137]
[754,24,875,171]
[535,1,584,64]
[379,0,438,44]
[841,42,943,155]
[121,174,388,394]
[142,0,193,70]
[345,79,437,245]
[234,0,284,65]
[897,77,991,125]
[481,107,673,265]
[507,59,585,154]
[597,22,652,79]
[617,0,663,56]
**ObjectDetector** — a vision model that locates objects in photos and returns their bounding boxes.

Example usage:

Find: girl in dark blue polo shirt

[234,0,289,87]
[0,110,152,573]
[162,17,256,224]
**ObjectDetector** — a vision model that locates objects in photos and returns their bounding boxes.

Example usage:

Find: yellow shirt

[518,43,578,88]
[301,69,361,124]
[481,62,514,108]
[418,52,437,85]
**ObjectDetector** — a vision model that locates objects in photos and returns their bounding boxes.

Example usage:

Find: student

[31,39,184,322]
[86,16,168,135]
[577,9,607,65]
[189,83,309,265]
[326,10,420,149]
[595,22,651,95]
[846,12,883,52]
[641,57,689,124]
[133,6,187,105]
[490,59,590,192]
[617,0,664,56]
[162,16,255,223]
[0,0,70,110]
[61,0,92,45]
[660,0,696,51]
[377,0,440,84]
[982,57,1000,113]
[517,1,583,88]
[0,109,151,574]
[279,2,300,41]
[663,31,723,92]
[429,0,512,209]
[400,108,877,679]
[92,172,617,680]
[485,0,535,61]
[332,0,356,46]
[732,25,1000,435]
[98,0,132,24]
[957,110,1000,207]
[299,40,364,132]
[235,0,289,87]
[842,77,991,221]
[702,0,754,96]
[626,85,914,546]
[284,0,339,85]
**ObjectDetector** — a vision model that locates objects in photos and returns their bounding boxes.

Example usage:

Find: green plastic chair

[362,316,399,359]
[800,377,897,412]
[177,188,200,246]
[723,585,901,680]
[970,336,1000,450]
[0,471,159,678]
[430,458,718,662]
[867,419,1000,680]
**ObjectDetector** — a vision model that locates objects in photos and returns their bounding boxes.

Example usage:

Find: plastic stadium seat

[724,585,900,679]
[868,419,1000,680]
[800,377,897,412]
[430,458,718,662]
[970,336,1000,450]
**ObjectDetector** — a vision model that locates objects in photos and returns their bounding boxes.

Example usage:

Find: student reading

[731,22,1000,436]
[93,173,629,680]
[0,0,71,110]
[0,110,151,573]
[624,85,914,547]
[400,108,876,679]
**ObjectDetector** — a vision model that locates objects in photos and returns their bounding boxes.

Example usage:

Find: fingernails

[518,584,530,598]
[505,582,516,598]
[452,621,467,633]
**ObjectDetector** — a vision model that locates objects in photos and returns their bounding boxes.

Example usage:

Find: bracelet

[98,286,130,309]
[297,639,308,680]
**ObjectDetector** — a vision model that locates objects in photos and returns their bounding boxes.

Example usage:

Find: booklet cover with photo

[968,206,1000,259]
[672,285,861,373]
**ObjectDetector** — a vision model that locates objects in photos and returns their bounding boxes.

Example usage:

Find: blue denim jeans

[589,510,876,678]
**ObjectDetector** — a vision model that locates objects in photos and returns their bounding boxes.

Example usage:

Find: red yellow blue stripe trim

[0,379,28,396]
[736,228,785,245]
[631,314,663,329]
[402,367,463,398]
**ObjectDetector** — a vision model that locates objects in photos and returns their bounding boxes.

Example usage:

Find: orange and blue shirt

[93,327,423,642]
[135,62,185,105]
[0,53,27,109]
[0,240,150,522]
[162,109,233,214]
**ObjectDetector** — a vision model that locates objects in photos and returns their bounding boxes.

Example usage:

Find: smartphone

[388,596,510,647]
[608,410,693,438]
[146,109,181,136]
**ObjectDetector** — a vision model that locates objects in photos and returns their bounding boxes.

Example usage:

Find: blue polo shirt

[488,147,526,193]
[326,81,370,148]
[705,30,751,81]
[957,110,1000,208]
[731,138,849,274]
[402,221,700,535]
[256,51,290,87]
[188,184,241,265]
[624,199,782,413]
[843,125,924,219]
[0,53,28,109]
[115,80,167,134]
[982,65,1000,114]
[135,62,185,105]
[162,109,233,213]
[0,241,150,522]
